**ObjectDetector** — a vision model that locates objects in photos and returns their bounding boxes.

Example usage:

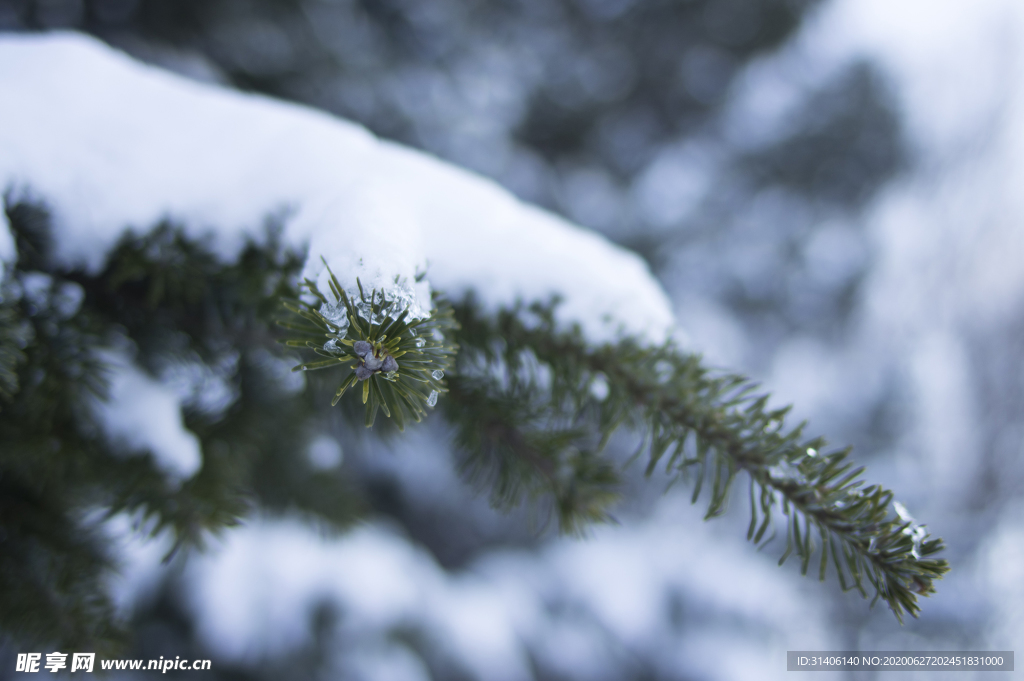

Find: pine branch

[279,264,458,429]
[0,300,28,405]
[1,203,366,648]
[447,297,949,622]
[3,183,948,650]
[445,375,622,534]
[287,273,950,620]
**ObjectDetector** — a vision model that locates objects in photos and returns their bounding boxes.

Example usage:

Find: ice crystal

[893,501,927,559]
[354,300,383,326]
[319,302,350,332]
[768,460,807,485]
[380,279,431,322]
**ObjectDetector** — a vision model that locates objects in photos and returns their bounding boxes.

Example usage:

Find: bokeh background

[2,0,1023,678]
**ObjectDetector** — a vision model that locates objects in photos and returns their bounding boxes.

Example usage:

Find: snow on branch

[0,32,951,626]
[92,348,202,482]
[0,32,673,345]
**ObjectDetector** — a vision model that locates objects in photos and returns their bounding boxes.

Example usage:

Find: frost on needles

[0,31,947,648]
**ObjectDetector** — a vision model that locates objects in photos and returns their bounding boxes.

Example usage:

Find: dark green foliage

[2,193,948,652]
[740,61,906,209]
[0,478,121,654]
[287,285,949,619]
[443,298,949,621]
[0,201,362,649]
[0,300,27,405]
[1,205,129,651]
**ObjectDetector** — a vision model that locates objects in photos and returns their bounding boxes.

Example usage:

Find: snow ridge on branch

[0,32,672,345]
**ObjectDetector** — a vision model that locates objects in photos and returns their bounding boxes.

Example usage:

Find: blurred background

[2,0,1023,678]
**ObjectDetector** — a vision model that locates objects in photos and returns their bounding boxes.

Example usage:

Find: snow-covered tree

[0,32,949,662]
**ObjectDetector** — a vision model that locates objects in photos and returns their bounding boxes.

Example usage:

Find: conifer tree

[0,30,948,657]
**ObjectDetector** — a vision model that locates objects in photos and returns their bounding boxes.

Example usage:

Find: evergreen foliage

[445,300,949,621]
[0,2,966,675]
[0,200,361,650]
[280,265,458,430]
[0,186,948,653]
[281,278,951,622]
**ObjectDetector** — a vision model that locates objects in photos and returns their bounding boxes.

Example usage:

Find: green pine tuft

[279,265,458,429]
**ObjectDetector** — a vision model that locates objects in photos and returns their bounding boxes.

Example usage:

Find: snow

[93,348,202,482]
[92,422,831,680]
[632,141,719,231]
[185,517,533,681]
[159,416,832,678]
[766,0,1024,501]
[982,503,1024,648]
[806,0,1024,159]
[179,494,830,681]
[0,213,13,277]
[0,31,674,345]
[716,0,1024,421]
[717,0,1024,656]
[100,511,176,614]
[344,644,433,681]
[9,2,1024,675]
[306,434,343,470]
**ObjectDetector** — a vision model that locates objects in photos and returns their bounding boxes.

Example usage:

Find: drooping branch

[284,267,949,620]
[445,298,949,622]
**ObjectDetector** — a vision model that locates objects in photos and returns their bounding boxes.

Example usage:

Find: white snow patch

[0,32,673,345]
[307,434,343,470]
[0,211,13,277]
[632,142,718,230]
[186,518,533,680]
[182,492,829,680]
[93,348,202,482]
[723,0,1024,450]
[344,643,432,681]
[158,353,239,418]
[982,504,1024,648]
[717,1,1024,652]
[776,0,1024,498]
[807,0,1024,159]
[100,511,176,614]
[904,332,979,499]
